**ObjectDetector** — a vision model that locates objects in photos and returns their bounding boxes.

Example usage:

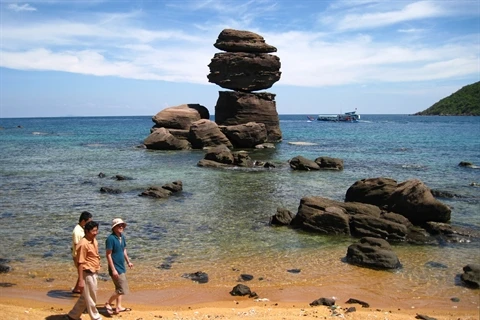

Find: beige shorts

[112,273,129,295]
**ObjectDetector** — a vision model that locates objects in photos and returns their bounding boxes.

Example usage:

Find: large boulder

[346,237,401,270]
[388,179,451,224]
[188,119,233,149]
[345,178,451,224]
[151,104,210,130]
[204,145,234,165]
[144,127,191,150]
[292,197,350,235]
[214,29,277,53]
[215,91,282,142]
[220,122,267,148]
[345,177,397,208]
[350,214,408,241]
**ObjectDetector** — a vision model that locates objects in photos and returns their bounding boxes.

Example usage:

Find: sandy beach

[1,283,479,320]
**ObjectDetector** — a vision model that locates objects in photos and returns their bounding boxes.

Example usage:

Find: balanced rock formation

[208,29,282,143]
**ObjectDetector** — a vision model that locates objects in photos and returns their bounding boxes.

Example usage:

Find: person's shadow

[46,290,78,300]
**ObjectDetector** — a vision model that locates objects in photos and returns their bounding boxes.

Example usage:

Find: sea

[0,114,479,308]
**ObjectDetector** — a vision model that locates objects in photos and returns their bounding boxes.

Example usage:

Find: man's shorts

[113,273,129,295]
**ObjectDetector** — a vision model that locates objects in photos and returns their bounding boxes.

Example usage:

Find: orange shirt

[75,237,101,272]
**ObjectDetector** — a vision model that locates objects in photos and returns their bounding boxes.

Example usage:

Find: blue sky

[0,0,479,118]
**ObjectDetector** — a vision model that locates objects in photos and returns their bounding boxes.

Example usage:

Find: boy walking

[67,221,102,320]
[105,218,133,315]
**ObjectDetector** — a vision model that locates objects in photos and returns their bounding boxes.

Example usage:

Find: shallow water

[0,115,479,307]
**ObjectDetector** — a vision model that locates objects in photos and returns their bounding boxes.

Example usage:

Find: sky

[0,0,479,118]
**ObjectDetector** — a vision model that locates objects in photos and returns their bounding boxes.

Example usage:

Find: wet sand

[1,282,479,320]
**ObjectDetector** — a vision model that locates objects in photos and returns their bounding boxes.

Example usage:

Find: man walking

[71,211,92,294]
[67,221,102,320]
[105,218,133,315]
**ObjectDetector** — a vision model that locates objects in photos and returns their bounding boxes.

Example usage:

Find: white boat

[317,110,360,122]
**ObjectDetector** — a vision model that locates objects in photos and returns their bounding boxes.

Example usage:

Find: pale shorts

[113,273,129,295]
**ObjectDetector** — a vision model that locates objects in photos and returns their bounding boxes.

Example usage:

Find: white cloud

[323,1,446,31]
[7,3,37,12]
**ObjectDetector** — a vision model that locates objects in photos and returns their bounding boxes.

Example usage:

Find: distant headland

[415,81,479,116]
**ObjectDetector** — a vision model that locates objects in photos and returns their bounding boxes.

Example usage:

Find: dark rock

[204,145,234,165]
[139,186,172,198]
[289,156,320,171]
[100,187,122,194]
[314,156,344,170]
[151,104,209,130]
[350,214,408,241]
[115,175,132,180]
[208,52,281,92]
[144,127,191,150]
[460,264,480,288]
[431,189,464,199]
[161,181,183,193]
[182,271,209,284]
[458,161,474,168]
[0,264,12,273]
[345,307,356,313]
[345,298,370,308]
[345,177,398,207]
[389,179,451,224]
[188,119,233,149]
[214,91,282,142]
[230,284,252,296]
[287,269,301,274]
[239,274,254,281]
[450,297,460,302]
[213,29,277,53]
[310,297,335,307]
[220,122,267,148]
[346,237,401,270]
[346,178,451,224]
[197,159,231,168]
[415,314,437,320]
[425,261,448,269]
[232,151,254,167]
[423,221,480,243]
[270,207,294,226]
[98,172,106,178]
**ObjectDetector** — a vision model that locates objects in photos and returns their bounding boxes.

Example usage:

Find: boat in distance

[317,110,360,122]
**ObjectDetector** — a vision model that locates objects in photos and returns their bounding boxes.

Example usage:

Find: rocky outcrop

[289,155,344,171]
[270,207,295,226]
[345,178,451,224]
[215,91,282,142]
[460,264,480,288]
[209,29,282,143]
[139,181,183,198]
[197,145,270,170]
[144,127,192,150]
[151,104,209,130]
[220,122,267,148]
[188,119,233,149]
[346,237,401,270]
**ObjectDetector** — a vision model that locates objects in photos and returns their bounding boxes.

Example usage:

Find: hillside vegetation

[415,81,480,116]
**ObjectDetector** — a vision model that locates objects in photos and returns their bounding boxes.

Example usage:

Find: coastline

[1,286,479,320]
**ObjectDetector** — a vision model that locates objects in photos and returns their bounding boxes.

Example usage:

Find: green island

[415,81,480,116]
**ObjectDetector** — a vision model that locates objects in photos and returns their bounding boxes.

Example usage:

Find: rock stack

[208,29,282,142]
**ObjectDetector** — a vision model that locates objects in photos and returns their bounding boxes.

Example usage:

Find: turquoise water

[0,115,479,300]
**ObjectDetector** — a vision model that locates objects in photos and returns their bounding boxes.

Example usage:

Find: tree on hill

[415,81,480,116]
